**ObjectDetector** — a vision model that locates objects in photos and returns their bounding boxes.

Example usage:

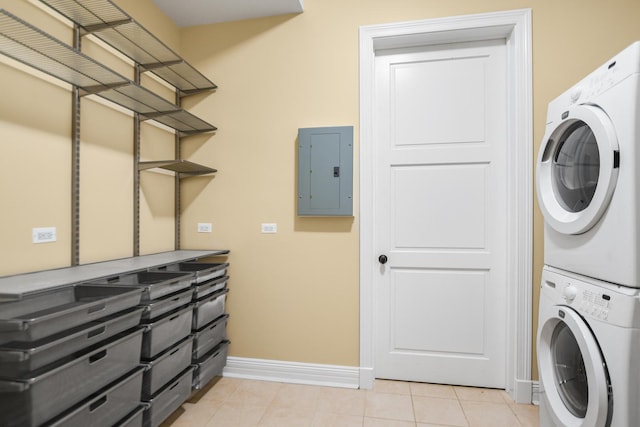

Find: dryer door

[537,104,619,235]
[538,305,612,427]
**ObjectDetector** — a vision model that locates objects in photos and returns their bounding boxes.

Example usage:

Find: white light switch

[261,223,277,233]
[197,223,212,233]
[33,227,56,243]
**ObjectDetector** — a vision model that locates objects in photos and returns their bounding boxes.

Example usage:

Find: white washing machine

[538,266,640,426]
[536,41,640,287]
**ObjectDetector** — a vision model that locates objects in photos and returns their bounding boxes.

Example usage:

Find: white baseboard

[223,356,360,389]
[222,357,541,401]
[359,366,374,389]
[532,380,541,405]
[512,379,533,404]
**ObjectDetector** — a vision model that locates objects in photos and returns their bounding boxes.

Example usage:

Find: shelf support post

[71,25,81,266]
[133,65,141,256]
[175,90,183,250]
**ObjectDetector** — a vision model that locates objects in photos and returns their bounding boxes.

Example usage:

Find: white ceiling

[152,0,304,27]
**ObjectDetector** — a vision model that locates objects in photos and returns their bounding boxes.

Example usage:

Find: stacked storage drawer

[90,272,196,427]
[157,262,230,390]
[0,285,146,427]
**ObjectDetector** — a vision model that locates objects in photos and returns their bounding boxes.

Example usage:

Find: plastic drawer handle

[1,349,29,363]
[171,297,180,302]
[89,350,107,364]
[0,380,29,393]
[0,319,28,332]
[87,326,106,339]
[107,276,120,283]
[209,324,219,331]
[88,302,106,314]
[90,396,108,412]
[169,314,180,322]
[168,380,181,391]
[169,347,181,356]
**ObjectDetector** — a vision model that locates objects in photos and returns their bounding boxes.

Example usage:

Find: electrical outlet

[33,227,56,243]
[197,223,212,233]
[261,223,277,233]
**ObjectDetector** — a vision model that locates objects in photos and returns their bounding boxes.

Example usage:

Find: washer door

[536,104,619,235]
[538,305,612,427]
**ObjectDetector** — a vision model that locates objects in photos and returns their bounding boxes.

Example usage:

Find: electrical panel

[297,126,353,216]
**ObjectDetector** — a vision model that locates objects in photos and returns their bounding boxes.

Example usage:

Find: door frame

[359,9,533,403]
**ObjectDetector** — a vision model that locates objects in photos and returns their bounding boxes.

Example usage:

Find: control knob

[564,285,578,303]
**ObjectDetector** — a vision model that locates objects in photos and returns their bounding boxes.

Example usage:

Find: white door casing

[359,9,533,403]
[374,39,508,388]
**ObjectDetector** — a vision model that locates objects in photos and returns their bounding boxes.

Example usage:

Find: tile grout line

[410,392,417,426]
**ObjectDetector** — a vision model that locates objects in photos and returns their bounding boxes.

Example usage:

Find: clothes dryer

[536,41,640,287]
[537,266,640,427]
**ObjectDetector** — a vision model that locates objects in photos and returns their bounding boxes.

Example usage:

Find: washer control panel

[576,289,612,321]
[542,266,640,328]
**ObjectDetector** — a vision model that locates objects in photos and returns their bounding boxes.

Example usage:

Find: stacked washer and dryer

[536,42,640,427]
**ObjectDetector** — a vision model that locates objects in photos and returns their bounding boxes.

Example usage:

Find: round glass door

[538,306,611,427]
[536,105,619,235]
[551,322,588,418]
[552,121,599,214]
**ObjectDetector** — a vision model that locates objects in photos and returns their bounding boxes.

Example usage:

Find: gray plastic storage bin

[94,272,193,302]
[140,288,193,322]
[192,314,228,361]
[0,328,144,427]
[114,405,145,427]
[192,276,228,301]
[0,306,143,376]
[193,340,229,390]
[158,262,228,284]
[143,366,194,427]
[47,366,144,427]
[192,289,228,331]
[0,285,143,344]
[142,305,193,359]
[142,335,194,399]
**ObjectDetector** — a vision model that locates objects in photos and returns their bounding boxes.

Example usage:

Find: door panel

[309,133,340,209]
[375,39,507,387]
[392,164,488,249]
[392,56,486,145]
[392,269,486,354]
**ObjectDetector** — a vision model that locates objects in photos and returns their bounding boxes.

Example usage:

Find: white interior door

[374,39,508,388]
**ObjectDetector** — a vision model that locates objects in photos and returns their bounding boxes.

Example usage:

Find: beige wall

[2,0,640,381]
[0,0,181,270]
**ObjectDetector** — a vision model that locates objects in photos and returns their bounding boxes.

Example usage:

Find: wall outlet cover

[33,227,56,243]
[197,223,213,233]
[261,223,277,233]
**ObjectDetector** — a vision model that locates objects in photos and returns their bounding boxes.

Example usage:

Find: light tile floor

[161,377,539,427]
